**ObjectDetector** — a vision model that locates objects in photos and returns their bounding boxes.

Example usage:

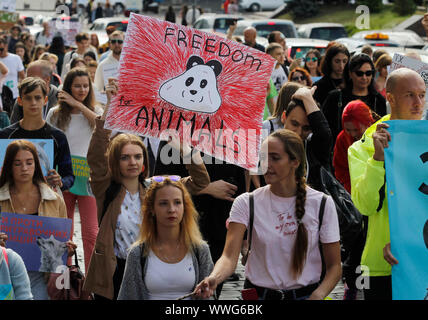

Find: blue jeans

[28,271,49,300]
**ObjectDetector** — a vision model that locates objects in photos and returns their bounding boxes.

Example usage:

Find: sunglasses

[292,75,306,82]
[151,175,181,183]
[110,39,123,44]
[354,70,374,77]
[305,57,318,62]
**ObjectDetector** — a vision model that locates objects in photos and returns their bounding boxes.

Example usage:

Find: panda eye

[185,77,194,86]
[200,79,207,88]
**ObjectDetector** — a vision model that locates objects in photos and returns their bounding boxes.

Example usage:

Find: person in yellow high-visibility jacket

[348,68,426,300]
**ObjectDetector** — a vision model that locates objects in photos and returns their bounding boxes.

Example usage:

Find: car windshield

[310,27,347,41]
[255,24,295,38]
[290,46,326,59]
[213,18,241,32]
[107,22,128,32]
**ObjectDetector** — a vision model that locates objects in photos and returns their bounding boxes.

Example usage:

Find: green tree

[357,0,383,14]
[288,0,319,20]
[393,0,416,16]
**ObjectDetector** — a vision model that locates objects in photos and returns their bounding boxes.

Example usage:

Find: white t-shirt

[229,185,340,290]
[145,251,195,300]
[0,53,24,99]
[271,66,287,93]
[46,105,104,157]
[94,52,119,92]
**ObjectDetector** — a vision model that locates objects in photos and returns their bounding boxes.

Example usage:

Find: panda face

[159,55,223,113]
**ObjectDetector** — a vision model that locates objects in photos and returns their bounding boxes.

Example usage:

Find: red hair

[341,100,374,143]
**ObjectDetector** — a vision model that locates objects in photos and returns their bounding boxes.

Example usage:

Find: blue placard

[384,120,428,300]
[0,139,54,177]
[0,212,72,273]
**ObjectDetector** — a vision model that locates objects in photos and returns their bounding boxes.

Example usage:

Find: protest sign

[104,13,276,171]
[0,10,18,30]
[70,155,92,196]
[384,120,428,300]
[0,212,72,272]
[48,18,81,47]
[0,139,54,177]
[0,0,15,12]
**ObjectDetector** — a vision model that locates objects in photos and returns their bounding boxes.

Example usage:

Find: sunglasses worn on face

[292,75,306,81]
[305,57,318,62]
[354,70,374,77]
[110,39,123,44]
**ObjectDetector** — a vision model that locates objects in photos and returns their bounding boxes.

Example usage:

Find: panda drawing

[159,55,223,114]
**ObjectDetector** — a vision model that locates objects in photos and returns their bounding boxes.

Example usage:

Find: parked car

[285,38,330,59]
[297,23,348,41]
[352,30,425,49]
[193,14,244,34]
[88,17,128,46]
[352,46,428,64]
[234,19,298,39]
[238,0,291,12]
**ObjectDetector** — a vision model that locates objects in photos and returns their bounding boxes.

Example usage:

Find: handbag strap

[318,194,327,281]
[73,251,79,267]
[1,246,8,267]
[247,192,254,255]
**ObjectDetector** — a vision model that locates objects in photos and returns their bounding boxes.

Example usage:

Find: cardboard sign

[384,120,428,300]
[0,212,72,272]
[104,13,276,171]
[0,139,54,177]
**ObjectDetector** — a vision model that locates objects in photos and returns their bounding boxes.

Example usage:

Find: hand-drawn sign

[419,152,428,195]
[104,13,276,171]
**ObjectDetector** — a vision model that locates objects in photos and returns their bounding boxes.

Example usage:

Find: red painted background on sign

[104,13,276,170]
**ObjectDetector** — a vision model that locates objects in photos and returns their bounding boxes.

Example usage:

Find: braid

[292,175,308,279]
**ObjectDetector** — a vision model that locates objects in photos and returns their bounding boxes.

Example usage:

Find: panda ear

[186,55,205,70]
[206,60,223,77]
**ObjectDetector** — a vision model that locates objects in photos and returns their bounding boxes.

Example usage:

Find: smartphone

[241,288,259,300]
[295,50,303,60]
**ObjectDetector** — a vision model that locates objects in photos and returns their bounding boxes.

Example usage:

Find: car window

[107,22,128,32]
[255,24,295,38]
[310,27,347,41]
[213,18,241,32]
[24,17,34,26]
[290,46,326,59]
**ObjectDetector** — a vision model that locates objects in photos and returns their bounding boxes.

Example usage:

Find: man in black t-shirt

[0,77,74,191]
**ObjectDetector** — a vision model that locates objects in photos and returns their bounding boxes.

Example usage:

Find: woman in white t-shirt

[195,129,341,300]
[117,177,213,300]
[46,67,103,273]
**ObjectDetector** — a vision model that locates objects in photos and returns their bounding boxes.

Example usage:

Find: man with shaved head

[243,27,265,52]
[348,68,425,300]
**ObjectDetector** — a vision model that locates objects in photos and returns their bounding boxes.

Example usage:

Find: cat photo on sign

[159,55,223,114]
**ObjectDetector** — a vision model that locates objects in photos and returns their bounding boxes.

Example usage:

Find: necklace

[269,188,295,217]
[10,186,40,214]
[156,241,182,263]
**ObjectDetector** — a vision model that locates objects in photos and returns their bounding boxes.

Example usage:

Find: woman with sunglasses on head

[289,68,312,88]
[46,67,104,274]
[83,79,210,300]
[304,49,322,83]
[322,53,386,142]
[194,129,341,300]
[117,176,213,300]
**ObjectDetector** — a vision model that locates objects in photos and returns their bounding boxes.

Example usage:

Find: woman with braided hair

[195,129,342,300]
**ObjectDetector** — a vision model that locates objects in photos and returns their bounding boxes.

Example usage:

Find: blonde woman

[118,177,213,300]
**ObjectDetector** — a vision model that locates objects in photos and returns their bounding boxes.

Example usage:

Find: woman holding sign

[83,78,210,300]
[0,139,76,300]
[46,67,104,273]
[194,130,342,300]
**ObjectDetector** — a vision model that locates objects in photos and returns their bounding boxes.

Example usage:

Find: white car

[193,14,244,34]
[239,0,290,12]
[87,17,129,46]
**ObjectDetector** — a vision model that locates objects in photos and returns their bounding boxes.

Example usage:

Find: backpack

[319,166,363,252]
